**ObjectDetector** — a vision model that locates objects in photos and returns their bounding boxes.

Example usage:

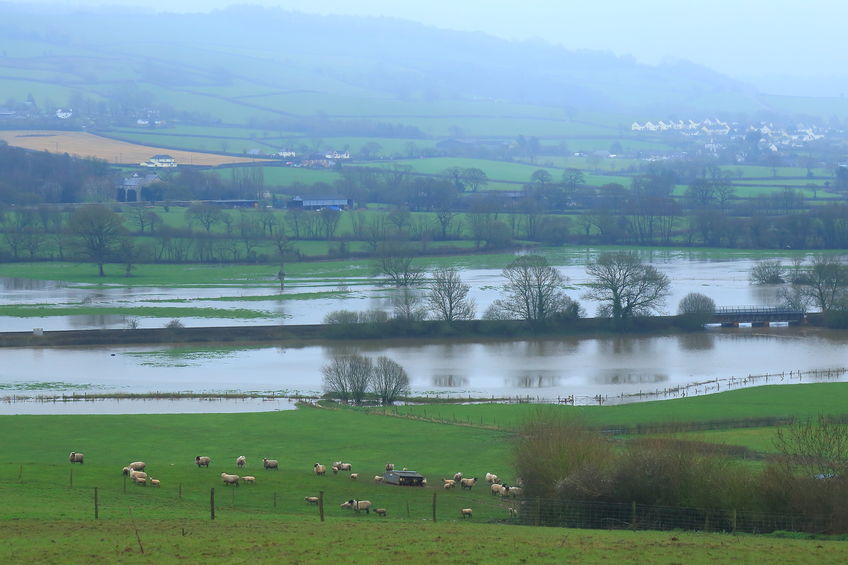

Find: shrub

[750,260,785,284]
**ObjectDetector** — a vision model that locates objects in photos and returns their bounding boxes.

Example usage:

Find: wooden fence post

[432,492,437,523]
[94,487,99,520]
[536,497,541,526]
[319,491,325,522]
[631,501,636,531]
[210,488,215,520]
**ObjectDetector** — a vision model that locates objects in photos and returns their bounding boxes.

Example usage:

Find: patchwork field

[0,131,261,167]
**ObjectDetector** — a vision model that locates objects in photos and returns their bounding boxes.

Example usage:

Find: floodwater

[1,250,844,413]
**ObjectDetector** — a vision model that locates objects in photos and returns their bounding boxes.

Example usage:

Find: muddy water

[1,326,846,413]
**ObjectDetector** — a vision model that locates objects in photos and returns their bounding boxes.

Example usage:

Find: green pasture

[0,304,274,319]
[374,383,848,432]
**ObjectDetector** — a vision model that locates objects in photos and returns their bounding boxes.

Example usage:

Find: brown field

[0,130,260,166]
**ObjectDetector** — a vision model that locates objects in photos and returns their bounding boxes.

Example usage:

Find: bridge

[711,306,806,326]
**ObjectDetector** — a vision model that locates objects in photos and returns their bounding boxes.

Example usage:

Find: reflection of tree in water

[432,374,469,387]
[509,373,561,388]
[597,336,658,356]
[1,277,62,290]
[677,332,715,351]
[71,314,127,329]
[593,371,669,385]
[751,284,783,306]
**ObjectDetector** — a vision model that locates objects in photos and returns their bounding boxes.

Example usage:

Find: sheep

[220,472,240,486]
[242,476,256,484]
[453,472,463,482]
[133,476,147,486]
[460,477,477,490]
[485,472,500,484]
[127,461,146,472]
[340,499,371,514]
[331,465,339,475]
[507,507,518,517]
[313,463,326,476]
[68,452,84,464]
[373,475,384,483]
[442,479,456,489]
[336,462,352,472]
[374,508,387,517]
[506,486,523,498]
[262,458,279,470]
[236,456,246,468]
[460,508,473,518]
[385,463,394,472]
[422,478,428,487]
[490,483,506,496]
[129,470,148,481]
[304,496,320,504]
[195,456,211,468]
[150,479,161,487]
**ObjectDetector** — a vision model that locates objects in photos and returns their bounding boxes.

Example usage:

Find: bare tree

[322,354,373,404]
[774,416,848,478]
[376,242,424,286]
[392,289,427,321]
[583,251,670,319]
[750,260,786,285]
[427,267,476,321]
[185,203,224,233]
[796,255,848,312]
[485,255,579,322]
[370,356,410,405]
[68,204,126,276]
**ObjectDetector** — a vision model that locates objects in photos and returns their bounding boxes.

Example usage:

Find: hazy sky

[17,0,848,86]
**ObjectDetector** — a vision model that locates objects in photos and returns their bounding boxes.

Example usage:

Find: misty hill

[0,3,777,127]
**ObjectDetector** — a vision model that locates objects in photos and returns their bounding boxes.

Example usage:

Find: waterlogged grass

[0,381,102,391]
[2,518,846,564]
[124,346,249,367]
[0,305,274,319]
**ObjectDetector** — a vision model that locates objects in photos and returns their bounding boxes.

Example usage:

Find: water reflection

[593,371,669,385]
[432,374,468,387]
[2,277,64,290]
[69,314,128,328]
[509,373,561,388]
[677,333,715,351]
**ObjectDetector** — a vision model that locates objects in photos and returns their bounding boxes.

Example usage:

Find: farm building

[140,154,177,168]
[286,196,353,210]
[383,470,426,486]
[117,172,162,202]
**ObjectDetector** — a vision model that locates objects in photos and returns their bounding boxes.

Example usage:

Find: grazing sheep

[506,486,523,498]
[242,476,256,484]
[150,479,161,487]
[313,463,326,476]
[304,496,320,504]
[453,472,463,482]
[129,470,148,481]
[236,456,246,468]
[491,483,506,496]
[375,508,387,517]
[385,463,394,471]
[331,465,339,475]
[262,458,279,470]
[460,477,478,490]
[336,462,352,471]
[373,475,384,483]
[349,473,359,480]
[220,472,240,486]
[422,478,428,487]
[340,499,372,514]
[508,507,518,517]
[485,472,500,484]
[442,479,456,489]
[460,508,473,518]
[195,456,211,468]
[127,461,146,471]
[68,452,84,464]
[132,476,147,486]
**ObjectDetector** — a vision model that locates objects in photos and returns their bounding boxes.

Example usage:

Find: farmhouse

[382,470,426,486]
[140,154,177,168]
[117,172,162,202]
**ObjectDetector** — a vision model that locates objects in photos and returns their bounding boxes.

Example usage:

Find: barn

[383,470,426,486]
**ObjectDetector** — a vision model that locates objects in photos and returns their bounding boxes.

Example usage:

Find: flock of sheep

[68,452,519,519]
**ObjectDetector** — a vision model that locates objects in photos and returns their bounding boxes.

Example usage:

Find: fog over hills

[0,3,777,119]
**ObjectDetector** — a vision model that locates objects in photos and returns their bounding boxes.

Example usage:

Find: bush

[165,318,184,329]
[677,292,715,329]
[750,260,786,284]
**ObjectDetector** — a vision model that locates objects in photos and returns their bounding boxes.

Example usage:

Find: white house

[140,154,177,168]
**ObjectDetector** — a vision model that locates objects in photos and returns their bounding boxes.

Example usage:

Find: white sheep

[313,463,326,476]
[129,470,148,481]
[340,499,372,514]
[262,458,279,470]
[349,473,359,480]
[453,472,463,482]
[236,456,246,468]
[195,456,211,467]
[508,507,518,517]
[127,461,146,472]
[375,508,387,517]
[68,452,84,464]
[460,477,477,490]
[373,475,384,483]
[331,465,339,475]
[385,463,394,471]
[490,483,506,496]
[485,472,500,484]
[304,496,320,504]
[442,479,456,489]
[132,475,147,486]
[150,478,161,487]
[242,476,256,484]
[220,472,240,486]
[460,508,473,518]
[333,462,352,471]
[506,486,523,498]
